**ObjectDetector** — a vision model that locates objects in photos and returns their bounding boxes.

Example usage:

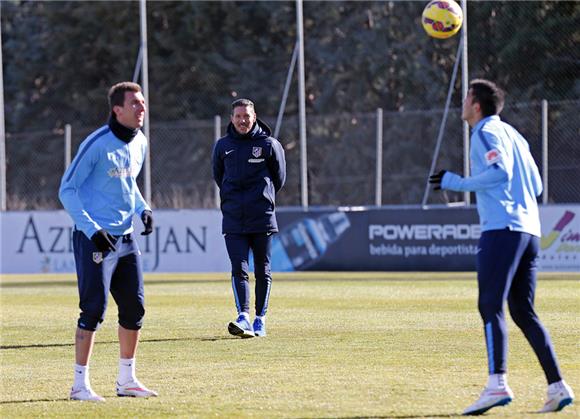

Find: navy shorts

[72,230,145,331]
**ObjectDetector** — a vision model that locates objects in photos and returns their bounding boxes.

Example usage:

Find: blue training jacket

[441,115,542,237]
[212,119,286,234]
[59,124,151,239]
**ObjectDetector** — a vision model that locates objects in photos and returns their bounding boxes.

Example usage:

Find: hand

[428,170,447,191]
[91,229,117,252]
[141,210,153,235]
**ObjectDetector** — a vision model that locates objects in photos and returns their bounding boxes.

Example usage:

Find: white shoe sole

[228,322,255,338]
[463,396,512,415]
[540,397,573,413]
[70,389,105,402]
[117,391,157,398]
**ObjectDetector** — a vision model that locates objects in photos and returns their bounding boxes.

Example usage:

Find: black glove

[91,229,117,252]
[428,170,447,191]
[141,210,153,236]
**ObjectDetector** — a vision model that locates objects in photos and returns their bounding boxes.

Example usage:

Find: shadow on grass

[0,276,478,289]
[313,407,553,417]
[0,397,71,404]
[0,397,70,404]
[0,335,236,350]
[306,415,462,418]
[0,279,226,288]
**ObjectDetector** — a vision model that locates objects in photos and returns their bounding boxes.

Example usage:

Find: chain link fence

[5,98,577,210]
[3,1,579,210]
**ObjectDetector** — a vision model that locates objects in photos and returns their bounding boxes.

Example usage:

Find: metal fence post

[0,8,6,211]
[64,124,72,169]
[375,108,383,207]
[541,99,548,204]
[296,0,308,209]
[461,0,470,205]
[139,0,151,205]
[275,41,299,139]
[214,115,221,209]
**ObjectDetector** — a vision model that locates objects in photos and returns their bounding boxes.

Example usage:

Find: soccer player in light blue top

[429,79,574,415]
[59,82,157,402]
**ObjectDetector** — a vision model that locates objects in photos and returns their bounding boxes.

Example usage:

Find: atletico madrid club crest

[252,147,262,158]
[92,252,103,264]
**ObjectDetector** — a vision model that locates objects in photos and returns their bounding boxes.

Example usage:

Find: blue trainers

[253,317,266,337]
[228,314,254,338]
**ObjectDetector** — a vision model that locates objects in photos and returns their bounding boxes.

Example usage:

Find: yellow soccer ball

[422,0,463,39]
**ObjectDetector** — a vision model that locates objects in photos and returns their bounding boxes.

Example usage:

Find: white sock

[487,373,507,389]
[239,312,249,320]
[118,358,137,385]
[73,364,90,389]
[548,380,565,392]
[255,315,265,322]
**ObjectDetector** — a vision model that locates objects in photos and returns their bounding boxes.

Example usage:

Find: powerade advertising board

[271,207,481,271]
[268,206,579,272]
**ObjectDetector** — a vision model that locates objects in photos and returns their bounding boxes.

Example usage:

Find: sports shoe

[253,317,266,337]
[228,314,255,338]
[463,386,514,415]
[116,380,158,397]
[539,381,574,413]
[70,386,105,402]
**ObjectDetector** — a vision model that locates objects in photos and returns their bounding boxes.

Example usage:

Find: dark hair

[108,82,142,112]
[231,98,255,114]
[469,79,505,117]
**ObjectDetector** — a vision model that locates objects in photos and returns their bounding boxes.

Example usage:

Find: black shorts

[72,230,145,331]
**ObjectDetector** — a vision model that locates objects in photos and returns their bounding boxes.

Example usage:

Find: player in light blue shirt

[59,124,151,239]
[59,82,157,402]
[440,112,542,237]
[429,79,574,415]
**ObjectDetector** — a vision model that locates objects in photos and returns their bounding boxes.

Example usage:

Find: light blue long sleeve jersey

[441,115,542,237]
[59,125,151,239]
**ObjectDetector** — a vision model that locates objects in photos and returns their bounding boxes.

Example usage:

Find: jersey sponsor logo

[484,149,501,165]
[252,147,262,158]
[92,252,103,264]
[248,158,265,163]
[108,166,133,178]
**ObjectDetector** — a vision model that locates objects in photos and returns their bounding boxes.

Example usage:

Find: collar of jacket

[108,114,140,143]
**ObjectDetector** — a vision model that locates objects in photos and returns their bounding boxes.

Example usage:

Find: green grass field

[1,272,578,418]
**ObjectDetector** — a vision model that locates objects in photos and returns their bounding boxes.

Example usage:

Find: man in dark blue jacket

[212,99,286,338]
